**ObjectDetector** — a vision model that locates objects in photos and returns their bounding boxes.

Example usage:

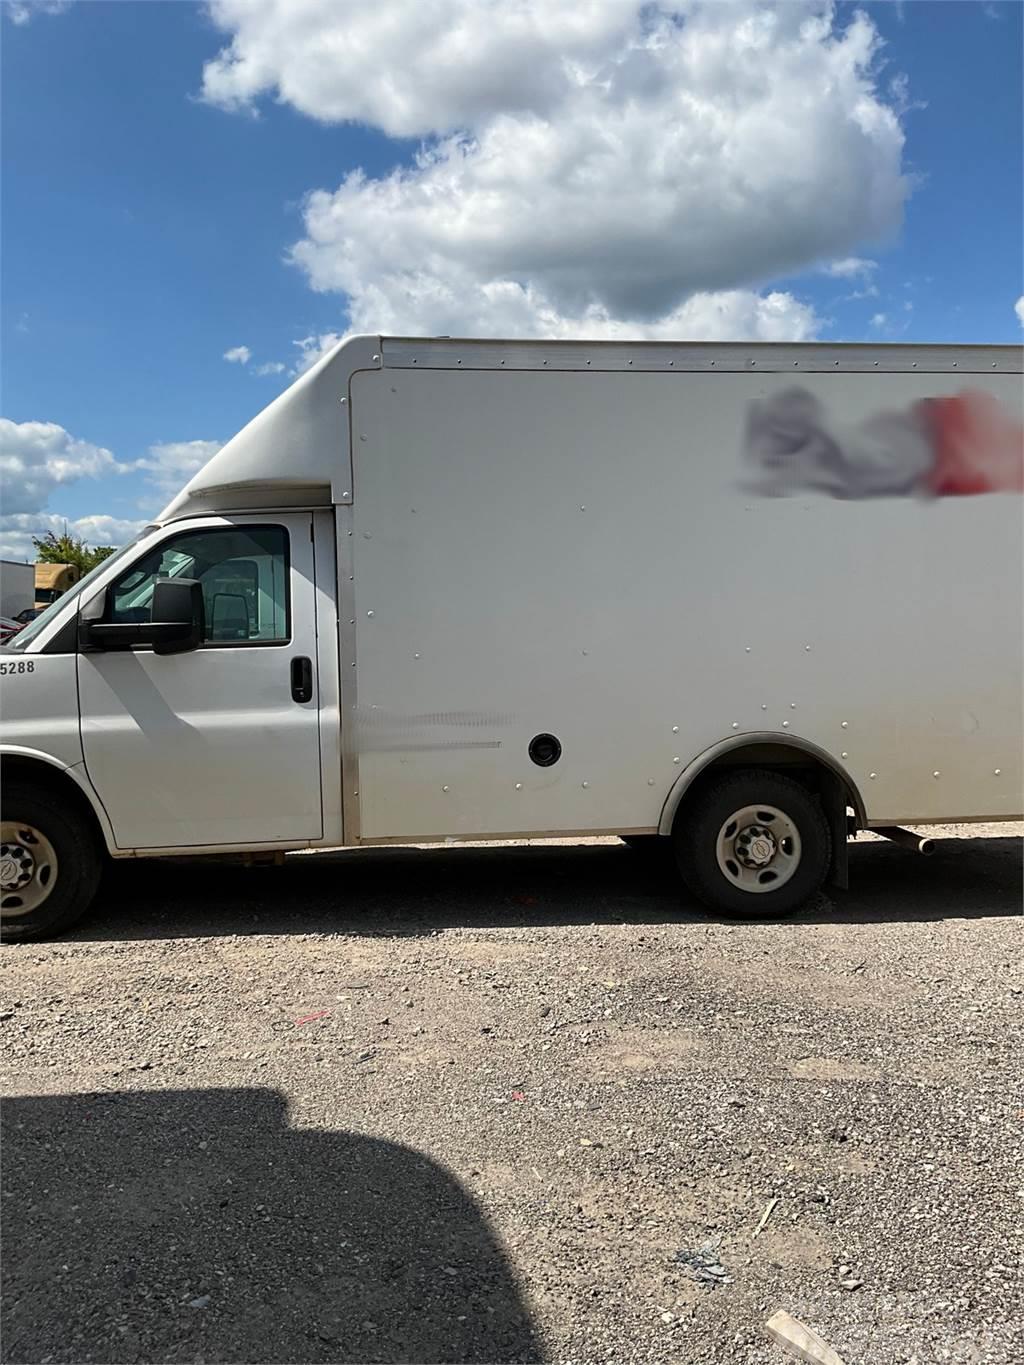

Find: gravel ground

[2,824,1022,1365]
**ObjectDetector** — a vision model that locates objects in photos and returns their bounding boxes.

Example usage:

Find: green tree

[32,530,117,574]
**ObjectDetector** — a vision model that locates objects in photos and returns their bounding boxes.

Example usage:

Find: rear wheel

[1,783,102,942]
[674,769,830,918]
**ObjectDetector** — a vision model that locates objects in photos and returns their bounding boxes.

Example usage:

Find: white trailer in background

[2,336,1021,939]
[0,560,34,621]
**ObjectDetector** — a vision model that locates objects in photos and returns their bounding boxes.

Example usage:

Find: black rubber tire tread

[674,768,831,919]
[1,782,102,943]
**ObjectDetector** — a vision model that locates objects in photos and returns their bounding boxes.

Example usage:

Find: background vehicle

[34,562,80,609]
[0,560,34,621]
[2,335,1021,939]
[0,617,23,646]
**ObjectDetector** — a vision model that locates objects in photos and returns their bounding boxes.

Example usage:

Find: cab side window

[108,527,290,645]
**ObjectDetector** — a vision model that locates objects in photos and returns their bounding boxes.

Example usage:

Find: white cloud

[0,418,122,515]
[0,420,221,558]
[202,0,642,136]
[132,439,222,499]
[299,287,818,349]
[206,1,908,340]
[223,344,252,365]
[3,0,70,25]
[254,360,286,376]
[292,333,344,374]
[821,257,878,279]
[0,513,147,562]
[870,312,887,329]
[1015,296,1024,328]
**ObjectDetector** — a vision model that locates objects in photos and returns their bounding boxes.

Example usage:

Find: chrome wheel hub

[0,823,58,917]
[716,804,801,894]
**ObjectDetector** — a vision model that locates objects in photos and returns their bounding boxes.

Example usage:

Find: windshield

[6,528,156,652]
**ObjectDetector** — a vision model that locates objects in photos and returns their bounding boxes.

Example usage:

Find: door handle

[290,655,313,703]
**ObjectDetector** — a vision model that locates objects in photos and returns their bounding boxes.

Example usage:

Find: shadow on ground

[75,834,1023,942]
[1,1088,543,1365]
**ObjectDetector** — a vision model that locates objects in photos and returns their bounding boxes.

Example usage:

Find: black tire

[1,783,103,942]
[673,768,830,918]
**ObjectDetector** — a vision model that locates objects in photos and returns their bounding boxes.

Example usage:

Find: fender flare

[0,746,118,855]
[657,731,867,835]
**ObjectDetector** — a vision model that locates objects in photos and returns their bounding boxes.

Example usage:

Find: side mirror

[80,578,205,654]
[151,578,205,655]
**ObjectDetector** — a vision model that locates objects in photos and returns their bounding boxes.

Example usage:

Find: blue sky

[1,0,1021,560]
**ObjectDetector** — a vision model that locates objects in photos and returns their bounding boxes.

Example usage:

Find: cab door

[78,514,323,850]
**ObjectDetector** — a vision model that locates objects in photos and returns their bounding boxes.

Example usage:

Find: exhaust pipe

[873,825,935,856]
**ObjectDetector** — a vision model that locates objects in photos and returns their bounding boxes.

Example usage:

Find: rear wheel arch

[658,733,866,834]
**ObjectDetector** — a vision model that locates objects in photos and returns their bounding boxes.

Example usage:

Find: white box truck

[0,560,34,622]
[2,336,1021,940]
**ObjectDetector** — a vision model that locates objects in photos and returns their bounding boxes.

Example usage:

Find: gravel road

[2,825,1022,1365]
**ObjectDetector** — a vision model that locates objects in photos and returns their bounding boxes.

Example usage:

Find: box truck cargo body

[2,336,1021,939]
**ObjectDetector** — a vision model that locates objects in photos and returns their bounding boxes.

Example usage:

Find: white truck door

[78,514,323,850]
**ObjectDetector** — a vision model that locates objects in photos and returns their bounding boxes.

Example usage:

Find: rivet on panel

[353,789,358,796]
[442,785,450,792]
[349,619,355,625]
[582,781,589,789]
[731,722,740,730]
[648,779,655,786]
[371,354,380,362]
[340,397,347,405]
[933,771,941,779]
[360,434,368,442]
[869,772,877,779]
[804,644,811,652]
[673,756,681,764]
[782,720,790,728]
[841,721,848,728]
[342,491,350,499]
[515,783,522,790]
[745,646,751,653]
[994,769,1002,775]
[841,751,848,759]
[582,649,588,656]
[580,505,586,511]
[761,704,768,711]
[790,702,796,709]
[414,653,421,659]
[366,610,374,618]
[672,725,679,734]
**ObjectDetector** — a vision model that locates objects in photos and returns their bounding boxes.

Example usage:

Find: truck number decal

[0,661,35,675]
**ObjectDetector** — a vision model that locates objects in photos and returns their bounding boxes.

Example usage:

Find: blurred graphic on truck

[743,388,1024,499]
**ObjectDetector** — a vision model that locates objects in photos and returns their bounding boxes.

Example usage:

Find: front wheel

[1,783,102,942]
[674,769,830,918]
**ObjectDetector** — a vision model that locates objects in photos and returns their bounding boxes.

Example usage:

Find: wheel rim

[715,803,801,894]
[1,821,59,917]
